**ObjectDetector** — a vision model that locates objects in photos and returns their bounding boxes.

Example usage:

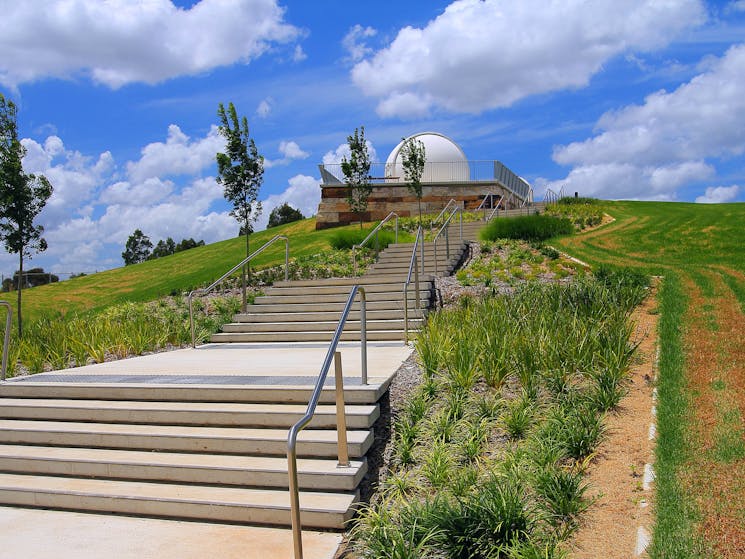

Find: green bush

[329,228,397,250]
[481,215,573,243]
[557,196,600,205]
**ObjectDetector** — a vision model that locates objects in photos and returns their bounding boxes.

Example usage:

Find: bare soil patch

[567,282,658,558]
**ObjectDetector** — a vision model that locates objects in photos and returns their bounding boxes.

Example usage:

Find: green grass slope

[0,217,385,322]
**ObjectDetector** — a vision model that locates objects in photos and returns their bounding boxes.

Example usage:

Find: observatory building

[315,132,532,229]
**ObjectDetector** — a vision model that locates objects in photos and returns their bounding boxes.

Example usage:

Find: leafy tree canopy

[122,229,152,265]
[341,126,372,228]
[268,202,304,228]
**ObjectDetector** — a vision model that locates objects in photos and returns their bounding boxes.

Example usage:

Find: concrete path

[0,506,341,559]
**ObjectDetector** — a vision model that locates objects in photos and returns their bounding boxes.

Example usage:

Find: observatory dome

[385,132,470,182]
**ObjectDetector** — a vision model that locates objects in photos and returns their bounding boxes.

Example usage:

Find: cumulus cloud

[14,125,239,275]
[545,44,745,200]
[351,0,706,117]
[264,140,310,168]
[342,24,377,63]
[293,45,307,62]
[254,174,321,231]
[695,185,741,203]
[0,0,301,88]
[322,140,378,166]
[126,124,223,183]
[256,98,273,118]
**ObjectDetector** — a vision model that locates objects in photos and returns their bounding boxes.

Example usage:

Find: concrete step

[0,380,392,405]
[0,473,358,529]
[0,444,366,491]
[244,300,418,313]
[254,292,429,305]
[264,281,431,296]
[211,329,415,343]
[232,309,424,323]
[0,398,379,429]
[221,318,420,334]
[0,419,374,458]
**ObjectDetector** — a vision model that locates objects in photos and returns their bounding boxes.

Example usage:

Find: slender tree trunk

[16,250,22,337]
[242,222,250,312]
[417,198,422,227]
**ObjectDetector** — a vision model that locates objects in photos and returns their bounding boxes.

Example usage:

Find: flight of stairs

[211,238,468,344]
[0,228,478,534]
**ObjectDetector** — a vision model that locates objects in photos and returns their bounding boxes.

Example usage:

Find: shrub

[556,196,600,205]
[481,215,573,243]
[329,227,397,250]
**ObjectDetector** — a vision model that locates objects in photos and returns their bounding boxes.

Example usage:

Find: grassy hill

[0,217,391,322]
[555,200,745,558]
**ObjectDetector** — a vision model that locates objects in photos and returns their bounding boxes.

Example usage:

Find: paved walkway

[0,341,413,559]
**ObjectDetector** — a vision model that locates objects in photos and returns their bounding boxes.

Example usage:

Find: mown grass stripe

[649,272,703,559]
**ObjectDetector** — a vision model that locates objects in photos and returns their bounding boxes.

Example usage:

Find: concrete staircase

[0,229,477,541]
[212,238,468,344]
[0,375,388,529]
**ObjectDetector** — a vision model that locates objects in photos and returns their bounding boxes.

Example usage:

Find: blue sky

[1,0,744,278]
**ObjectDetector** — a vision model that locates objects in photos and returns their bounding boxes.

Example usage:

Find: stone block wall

[315,182,515,229]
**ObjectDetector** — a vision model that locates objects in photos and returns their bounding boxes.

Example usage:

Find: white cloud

[126,124,223,183]
[322,140,378,165]
[342,24,377,63]
[546,44,745,200]
[695,185,741,203]
[0,0,301,88]
[726,1,745,14]
[264,140,310,168]
[351,0,706,117]
[293,45,307,62]
[256,98,273,118]
[255,174,321,231]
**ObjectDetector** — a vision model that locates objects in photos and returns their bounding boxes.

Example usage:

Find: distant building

[315,132,532,229]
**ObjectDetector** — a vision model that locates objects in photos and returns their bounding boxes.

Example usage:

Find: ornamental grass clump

[481,214,573,242]
[352,268,649,557]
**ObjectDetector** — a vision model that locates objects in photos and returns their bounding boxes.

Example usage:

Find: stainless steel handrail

[0,301,12,381]
[187,235,289,347]
[287,285,367,559]
[432,206,463,274]
[486,194,504,220]
[430,198,460,233]
[403,226,424,343]
[477,193,504,220]
[352,212,399,274]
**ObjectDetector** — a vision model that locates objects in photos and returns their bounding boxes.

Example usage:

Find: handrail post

[334,351,350,467]
[414,252,420,311]
[0,301,12,381]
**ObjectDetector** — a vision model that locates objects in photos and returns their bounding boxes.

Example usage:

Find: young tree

[401,136,426,223]
[216,102,263,260]
[122,229,152,265]
[0,93,53,336]
[267,202,304,228]
[340,126,372,228]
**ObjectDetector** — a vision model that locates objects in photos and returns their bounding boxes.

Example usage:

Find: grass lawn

[554,201,745,558]
[0,217,407,323]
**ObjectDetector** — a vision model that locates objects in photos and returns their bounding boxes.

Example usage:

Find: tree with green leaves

[122,229,152,265]
[0,93,53,336]
[340,126,372,228]
[401,136,426,223]
[216,102,263,260]
[268,202,304,228]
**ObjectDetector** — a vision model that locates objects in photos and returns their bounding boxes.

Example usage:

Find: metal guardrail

[430,199,461,234]
[403,226,424,343]
[477,193,504,220]
[352,212,399,274]
[433,206,463,275]
[187,235,289,348]
[0,301,12,381]
[287,285,367,559]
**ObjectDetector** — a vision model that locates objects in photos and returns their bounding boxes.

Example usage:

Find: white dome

[385,132,470,182]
